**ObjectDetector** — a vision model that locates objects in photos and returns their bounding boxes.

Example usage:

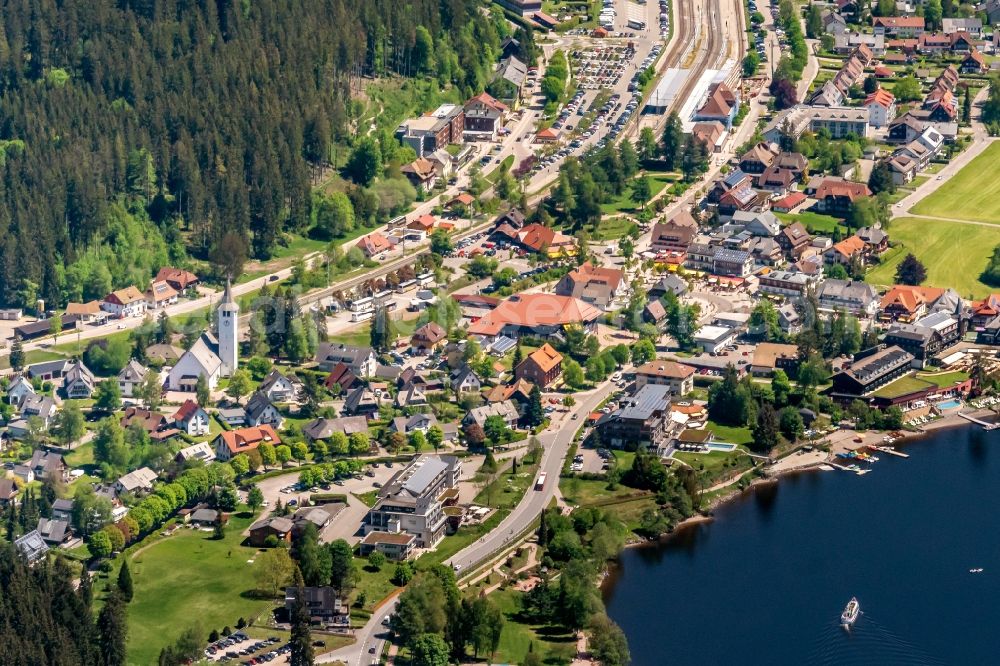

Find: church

[166,282,239,391]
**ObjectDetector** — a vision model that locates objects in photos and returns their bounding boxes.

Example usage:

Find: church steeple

[217,279,239,375]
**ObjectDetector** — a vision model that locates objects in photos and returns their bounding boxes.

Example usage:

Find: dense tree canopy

[0,0,503,306]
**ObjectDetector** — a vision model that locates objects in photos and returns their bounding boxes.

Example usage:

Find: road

[445,380,616,571]
[891,84,994,219]
[316,380,616,666]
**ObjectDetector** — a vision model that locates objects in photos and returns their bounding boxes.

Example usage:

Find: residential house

[731,210,781,237]
[11,394,58,437]
[355,232,393,258]
[36,518,71,546]
[61,360,95,399]
[362,455,461,550]
[763,106,871,143]
[650,211,699,253]
[214,425,280,461]
[389,412,441,437]
[315,343,377,377]
[890,116,926,147]
[873,16,925,37]
[284,587,350,628]
[26,359,74,381]
[324,363,358,392]
[145,280,178,309]
[0,478,18,505]
[822,10,848,35]
[102,286,147,318]
[245,392,284,429]
[750,343,800,376]
[65,301,107,324]
[778,222,813,258]
[492,56,528,106]
[14,530,49,564]
[817,279,878,316]
[830,346,915,398]
[739,142,777,175]
[117,359,147,398]
[464,401,520,429]
[864,88,897,128]
[259,370,301,403]
[510,223,577,258]
[217,407,246,427]
[28,451,68,482]
[970,294,1000,327]
[248,516,294,547]
[450,366,482,394]
[175,441,216,464]
[856,226,890,256]
[400,158,438,190]
[961,49,987,74]
[809,80,846,107]
[949,31,976,53]
[887,152,920,185]
[812,178,871,216]
[7,376,35,405]
[824,235,868,266]
[648,275,689,299]
[115,467,158,495]
[155,267,200,292]
[121,406,175,441]
[942,18,982,37]
[634,360,695,395]
[303,416,369,442]
[342,387,382,419]
[884,311,961,367]
[410,322,447,355]
[515,343,563,388]
[173,399,210,436]
[554,262,628,311]
[918,32,951,54]
[778,303,803,334]
[594,384,674,452]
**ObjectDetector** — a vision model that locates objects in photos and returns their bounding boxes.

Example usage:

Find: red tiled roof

[218,425,281,455]
[468,293,602,337]
[815,179,871,202]
[879,285,947,313]
[864,88,895,109]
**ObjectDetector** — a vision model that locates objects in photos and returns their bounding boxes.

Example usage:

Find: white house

[115,467,158,495]
[62,361,96,399]
[693,325,737,353]
[259,370,300,402]
[173,399,211,436]
[102,286,148,318]
[864,89,896,129]
[117,359,148,398]
[7,376,35,405]
[245,392,284,429]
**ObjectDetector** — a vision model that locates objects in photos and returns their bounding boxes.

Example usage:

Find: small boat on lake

[841,597,860,629]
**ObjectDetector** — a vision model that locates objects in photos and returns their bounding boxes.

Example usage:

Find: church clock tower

[218,279,239,376]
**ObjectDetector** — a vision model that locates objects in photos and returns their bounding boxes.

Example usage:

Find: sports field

[910,143,1000,223]
[865,217,997,297]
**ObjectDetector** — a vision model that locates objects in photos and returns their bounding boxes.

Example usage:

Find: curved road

[317,379,616,665]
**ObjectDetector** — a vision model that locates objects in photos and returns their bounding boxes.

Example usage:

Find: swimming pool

[937,399,962,410]
[706,442,738,452]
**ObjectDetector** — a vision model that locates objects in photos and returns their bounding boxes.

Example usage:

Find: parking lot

[204,632,291,664]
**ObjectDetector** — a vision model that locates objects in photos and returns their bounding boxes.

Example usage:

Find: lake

[603,425,1000,665]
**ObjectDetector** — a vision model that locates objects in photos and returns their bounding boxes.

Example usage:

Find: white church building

[166,282,239,391]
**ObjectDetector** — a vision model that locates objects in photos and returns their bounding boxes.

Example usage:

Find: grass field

[599,172,674,214]
[916,370,970,387]
[911,143,1000,223]
[705,421,754,445]
[865,217,997,297]
[775,210,846,235]
[591,216,638,240]
[126,513,275,665]
[558,476,650,506]
[489,589,578,665]
[872,374,935,399]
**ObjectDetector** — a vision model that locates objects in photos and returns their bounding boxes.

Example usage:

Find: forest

[0,0,504,308]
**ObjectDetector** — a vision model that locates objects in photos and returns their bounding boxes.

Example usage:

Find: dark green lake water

[603,425,1000,665]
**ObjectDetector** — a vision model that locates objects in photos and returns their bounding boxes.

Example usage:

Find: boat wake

[805,611,947,665]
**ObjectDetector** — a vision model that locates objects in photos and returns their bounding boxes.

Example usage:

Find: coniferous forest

[0,0,502,308]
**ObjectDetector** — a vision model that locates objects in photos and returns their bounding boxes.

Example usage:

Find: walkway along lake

[602,425,1000,665]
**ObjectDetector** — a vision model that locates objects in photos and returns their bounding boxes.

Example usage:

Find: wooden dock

[956,412,1000,431]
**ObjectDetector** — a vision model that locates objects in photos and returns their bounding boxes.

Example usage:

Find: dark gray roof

[245,392,274,420]
[617,384,671,421]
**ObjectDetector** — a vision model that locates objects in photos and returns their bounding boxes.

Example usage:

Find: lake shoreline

[619,410,994,552]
